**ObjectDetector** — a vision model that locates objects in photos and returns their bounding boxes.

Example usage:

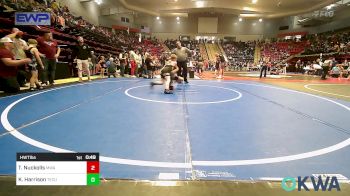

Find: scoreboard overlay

[16,153,99,186]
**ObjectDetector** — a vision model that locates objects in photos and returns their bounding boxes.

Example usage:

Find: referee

[172,41,191,83]
[73,36,92,82]
[321,57,332,80]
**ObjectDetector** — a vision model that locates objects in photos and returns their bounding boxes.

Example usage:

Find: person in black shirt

[119,52,127,77]
[260,59,269,78]
[73,36,92,82]
[145,53,153,79]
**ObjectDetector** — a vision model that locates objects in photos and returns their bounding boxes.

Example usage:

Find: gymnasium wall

[52,1,287,40]
[263,17,292,38]
[57,1,350,40]
[151,33,262,42]
[99,14,135,28]
[278,6,350,34]
[140,14,198,34]
[198,17,218,34]
[57,0,100,25]
[134,14,268,41]
[306,7,350,34]
[98,7,136,28]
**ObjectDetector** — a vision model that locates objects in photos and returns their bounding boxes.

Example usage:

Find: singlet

[24,47,37,67]
[162,60,177,74]
[165,60,176,68]
[100,60,106,68]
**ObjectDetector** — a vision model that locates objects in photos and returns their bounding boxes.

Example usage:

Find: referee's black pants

[321,66,329,80]
[260,65,267,78]
[177,61,188,82]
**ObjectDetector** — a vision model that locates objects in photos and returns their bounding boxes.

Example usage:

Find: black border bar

[17,153,99,161]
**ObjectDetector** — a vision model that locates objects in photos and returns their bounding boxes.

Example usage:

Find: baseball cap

[0,37,13,43]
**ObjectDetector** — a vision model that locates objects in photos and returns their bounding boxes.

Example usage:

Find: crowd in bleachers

[165,39,199,52]
[164,39,203,61]
[223,41,255,60]
[293,57,350,79]
[303,31,350,55]
[1,0,163,50]
[261,41,308,63]
[253,29,350,79]
[0,0,168,93]
[222,41,255,71]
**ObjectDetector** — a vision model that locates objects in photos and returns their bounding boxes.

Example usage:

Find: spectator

[347,63,350,80]
[129,50,137,77]
[36,31,61,86]
[50,0,60,12]
[107,57,117,78]
[313,60,322,76]
[0,2,6,13]
[217,53,226,79]
[114,57,120,75]
[119,52,127,77]
[330,65,341,78]
[90,51,97,75]
[135,50,142,77]
[0,37,32,93]
[6,28,29,87]
[145,53,153,79]
[141,52,148,78]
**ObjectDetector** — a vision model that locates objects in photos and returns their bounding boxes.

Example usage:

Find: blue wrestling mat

[1,78,350,181]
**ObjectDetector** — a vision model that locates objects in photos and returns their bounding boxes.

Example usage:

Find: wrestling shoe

[164,89,173,94]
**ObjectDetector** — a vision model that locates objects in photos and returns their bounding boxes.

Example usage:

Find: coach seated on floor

[330,65,341,78]
[0,37,32,93]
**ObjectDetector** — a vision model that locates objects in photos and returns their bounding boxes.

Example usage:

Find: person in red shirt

[36,31,61,86]
[204,59,209,71]
[0,37,32,93]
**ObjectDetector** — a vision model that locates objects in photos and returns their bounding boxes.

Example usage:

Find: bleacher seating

[0,0,164,62]
[262,41,308,62]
